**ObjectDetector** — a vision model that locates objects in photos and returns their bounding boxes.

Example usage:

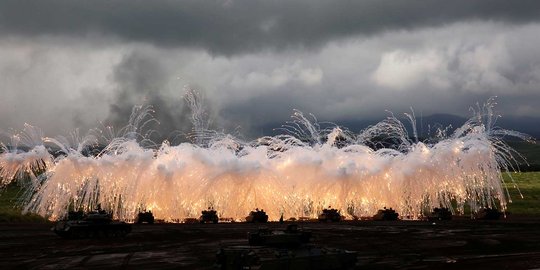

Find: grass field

[504,171,540,215]
[0,184,48,223]
[0,172,539,222]
[506,141,540,171]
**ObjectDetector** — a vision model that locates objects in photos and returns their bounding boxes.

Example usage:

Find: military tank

[216,225,357,269]
[372,207,399,221]
[474,207,503,220]
[67,210,85,221]
[52,210,131,238]
[245,209,268,223]
[199,208,219,224]
[426,207,452,221]
[318,208,342,222]
[135,210,155,224]
[248,224,312,247]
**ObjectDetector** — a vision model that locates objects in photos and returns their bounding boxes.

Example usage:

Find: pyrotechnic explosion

[0,90,533,221]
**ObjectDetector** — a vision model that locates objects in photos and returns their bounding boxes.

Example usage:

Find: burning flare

[0,91,533,221]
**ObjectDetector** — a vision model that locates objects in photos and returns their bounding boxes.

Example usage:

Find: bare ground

[2,216,540,269]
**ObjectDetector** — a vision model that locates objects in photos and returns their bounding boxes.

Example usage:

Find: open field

[0,184,47,223]
[1,172,539,269]
[2,218,540,269]
[503,172,540,215]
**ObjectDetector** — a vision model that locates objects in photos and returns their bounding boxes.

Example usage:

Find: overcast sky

[1,0,540,139]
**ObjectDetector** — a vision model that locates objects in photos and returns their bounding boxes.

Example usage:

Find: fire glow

[0,92,532,221]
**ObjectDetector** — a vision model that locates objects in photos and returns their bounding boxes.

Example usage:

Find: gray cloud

[106,49,193,142]
[212,22,540,136]
[1,3,540,140]
[0,37,116,134]
[1,0,540,55]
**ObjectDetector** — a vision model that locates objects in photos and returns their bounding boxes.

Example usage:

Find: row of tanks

[198,207,403,223]
[316,207,400,221]
[197,207,397,224]
[52,206,504,238]
[216,224,357,269]
[199,208,270,224]
[316,206,504,222]
[424,207,503,221]
[192,206,504,224]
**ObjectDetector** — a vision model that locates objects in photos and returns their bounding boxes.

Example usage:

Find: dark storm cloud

[1,2,540,141]
[107,50,192,142]
[1,0,540,55]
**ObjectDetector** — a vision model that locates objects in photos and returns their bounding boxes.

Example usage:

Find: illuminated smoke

[0,93,533,221]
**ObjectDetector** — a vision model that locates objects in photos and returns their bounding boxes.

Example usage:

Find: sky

[1,0,540,140]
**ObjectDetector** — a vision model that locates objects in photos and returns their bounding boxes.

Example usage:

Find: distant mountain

[414,114,540,140]
[496,116,540,139]
[258,114,540,139]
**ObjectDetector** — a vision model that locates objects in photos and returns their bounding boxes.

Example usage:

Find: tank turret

[372,207,399,221]
[136,210,155,224]
[318,208,342,222]
[199,208,219,224]
[245,208,268,223]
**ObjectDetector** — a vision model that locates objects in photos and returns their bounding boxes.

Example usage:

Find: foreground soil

[2,216,540,269]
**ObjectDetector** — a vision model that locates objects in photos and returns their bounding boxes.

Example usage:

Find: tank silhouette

[136,210,155,224]
[216,224,357,269]
[372,207,399,221]
[248,224,312,247]
[474,207,502,220]
[426,207,452,221]
[245,208,268,223]
[67,210,85,221]
[199,208,219,224]
[52,209,131,238]
[318,208,342,222]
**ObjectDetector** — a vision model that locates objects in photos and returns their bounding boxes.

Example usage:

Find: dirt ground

[2,216,540,269]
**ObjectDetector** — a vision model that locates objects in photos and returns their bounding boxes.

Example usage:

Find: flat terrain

[1,172,540,269]
[2,217,540,270]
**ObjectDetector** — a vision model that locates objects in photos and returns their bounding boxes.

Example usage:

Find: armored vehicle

[318,208,342,222]
[67,210,85,221]
[52,210,131,238]
[426,207,452,221]
[248,224,312,247]
[200,208,219,224]
[135,210,155,224]
[246,209,268,223]
[372,207,399,221]
[474,207,502,220]
[216,225,357,269]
